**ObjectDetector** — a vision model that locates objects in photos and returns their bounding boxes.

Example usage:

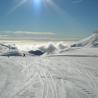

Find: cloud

[0,31,56,40]
[0,34,9,39]
[0,31,55,35]
[0,35,8,37]
[13,31,55,35]
[0,31,56,35]
[38,42,68,54]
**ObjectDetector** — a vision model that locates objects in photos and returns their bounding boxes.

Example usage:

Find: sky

[0,0,98,40]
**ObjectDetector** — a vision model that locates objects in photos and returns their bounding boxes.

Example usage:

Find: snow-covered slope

[0,57,24,97]
[71,31,98,47]
[0,55,98,98]
[0,31,98,98]
[54,47,98,57]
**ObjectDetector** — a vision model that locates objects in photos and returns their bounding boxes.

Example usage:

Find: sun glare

[8,0,64,15]
[33,0,42,8]
[33,0,42,4]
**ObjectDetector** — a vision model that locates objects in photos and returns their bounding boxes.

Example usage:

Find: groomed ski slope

[0,48,98,98]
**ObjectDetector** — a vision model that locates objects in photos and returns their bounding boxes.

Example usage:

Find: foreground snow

[0,47,98,98]
[56,47,98,57]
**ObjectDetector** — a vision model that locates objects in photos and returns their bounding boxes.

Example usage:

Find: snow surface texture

[0,32,98,98]
[0,57,24,98]
[0,53,98,98]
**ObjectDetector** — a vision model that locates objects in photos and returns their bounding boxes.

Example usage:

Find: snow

[71,31,98,47]
[0,43,22,56]
[0,54,98,98]
[56,47,98,57]
[0,32,98,98]
[0,43,9,54]
[0,57,24,97]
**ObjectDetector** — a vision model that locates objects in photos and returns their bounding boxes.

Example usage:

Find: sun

[8,0,63,15]
[33,0,42,4]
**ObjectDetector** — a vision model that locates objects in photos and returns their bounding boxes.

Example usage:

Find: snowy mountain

[0,43,22,56]
[0,43,9,54]
[71,31,98,47]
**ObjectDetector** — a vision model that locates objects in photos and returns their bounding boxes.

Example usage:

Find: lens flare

[33,0,42,5]
[43,0,65,15]
[33,0,42,9]
[8,0,66,15]
[7,0,27,15]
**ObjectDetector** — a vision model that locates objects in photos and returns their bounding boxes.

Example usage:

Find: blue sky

[0,0,98,40]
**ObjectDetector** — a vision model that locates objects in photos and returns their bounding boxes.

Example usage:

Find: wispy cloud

[0,31,55,35]
[0,34,9,37]
[0,30,56,40]
[13,31,55,35]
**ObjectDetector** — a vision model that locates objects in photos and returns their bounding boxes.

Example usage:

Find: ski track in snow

[0,56,98,98]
